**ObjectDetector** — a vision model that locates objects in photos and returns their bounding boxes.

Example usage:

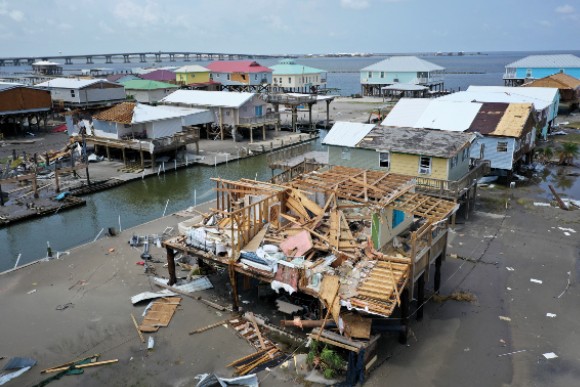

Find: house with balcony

[206,60,272,92]
[269,59,327,93]
[360,56,445,97]
[121,79,180,104]
[503,54,580,86]
[31,61,62,76]
[35,78,126,109]
[160,89,277,141]
[174,65,211,86]
[88,102,213,168]
[438,86,559,139]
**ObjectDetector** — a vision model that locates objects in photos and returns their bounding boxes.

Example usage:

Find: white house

[160,90,275,140]
[36,78,126,108]
[360,56,445,96]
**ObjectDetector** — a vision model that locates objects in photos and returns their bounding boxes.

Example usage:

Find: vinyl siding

[176,72,211,84]
[328,146,379,170]
[390,153,448,180]
[360,71,417,85]
[470,137,515,170]
[515,67,580,80]
[150,117,182,138]
[372,209,413,249]
[447,149,471,181]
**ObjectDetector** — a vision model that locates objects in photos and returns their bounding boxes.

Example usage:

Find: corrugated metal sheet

[505,54,580,69]
[160,89,255,108]
[207,60,272,73]
[381,98,431,127]
[467,103,509,135]
[415,101,481,131]
[174,65,210,73]
[35,78,119,89]
[133,104,212,124]
[362,56,444,72]
[270,60,326,75]
[438,89,554,111]
[470,137,515,170]
[140,70,176,81]
[322,121,376,147]
[382,99,481,132]
[466,86,559,105]
[121,80,179,90]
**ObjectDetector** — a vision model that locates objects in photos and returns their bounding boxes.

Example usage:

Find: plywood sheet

[139,297,181,333]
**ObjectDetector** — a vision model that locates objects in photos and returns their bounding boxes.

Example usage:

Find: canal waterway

[0,136,326,271]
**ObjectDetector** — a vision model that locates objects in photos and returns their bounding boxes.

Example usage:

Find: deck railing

[238,113,280,125]
[413,160,491,199]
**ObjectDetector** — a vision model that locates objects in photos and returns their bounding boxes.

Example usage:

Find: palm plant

[535,146,554,164]
[557,142,579,165]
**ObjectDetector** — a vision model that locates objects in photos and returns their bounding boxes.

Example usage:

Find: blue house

[360,56,445,96]
[504,54,580,86]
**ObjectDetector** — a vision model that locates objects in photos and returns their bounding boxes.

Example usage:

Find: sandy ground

[0,171,578,386]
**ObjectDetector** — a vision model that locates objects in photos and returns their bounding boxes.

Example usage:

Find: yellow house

[174,65,211,85]
[324,123,475,181]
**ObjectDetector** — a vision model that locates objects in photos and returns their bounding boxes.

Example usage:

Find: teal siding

[447,148,471,181]
[360,71,417,85]
[328,146,385,170]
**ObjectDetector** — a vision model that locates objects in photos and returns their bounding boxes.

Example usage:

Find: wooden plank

[131,313,145,343]
[247,312,266,350]
[44,359,119,373]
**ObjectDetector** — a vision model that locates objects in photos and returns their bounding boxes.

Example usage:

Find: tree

[535,146,554,164]
[557,142,579,165]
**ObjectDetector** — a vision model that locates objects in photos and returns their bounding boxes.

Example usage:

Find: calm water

[0,152,282,271]
[2,50,580,270]
[3,50,580,96]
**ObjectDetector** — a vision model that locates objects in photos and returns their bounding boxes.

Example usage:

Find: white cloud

[555,4,575,14]
[538,20,551,27]
[340,0,370,10]
[9,10,23,22]
[113,0,161,27]
[0,2,24,22]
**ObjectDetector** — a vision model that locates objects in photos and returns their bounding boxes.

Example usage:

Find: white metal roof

[32,61,61,66]
[286,92,337,102]
[174,65,210,73]
[505,54,580,69]
[132,103,213,124]
[362,56,444,72]
[381,98,431,127]
[381,99,482,132]
[35,78,120,89]
[322,121,376,147]
[160,90,256,108]
[466,86,559,102]
[438,88,557,111]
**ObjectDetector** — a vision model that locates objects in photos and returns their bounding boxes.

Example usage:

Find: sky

[0,0,579,57]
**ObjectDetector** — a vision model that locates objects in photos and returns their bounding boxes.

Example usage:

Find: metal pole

[82,132,91,185]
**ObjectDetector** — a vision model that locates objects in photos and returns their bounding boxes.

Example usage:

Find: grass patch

[554,132,580,144]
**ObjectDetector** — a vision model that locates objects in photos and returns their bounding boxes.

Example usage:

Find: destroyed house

[467,102,537,173]
[164,166,458,357]
[87,102,213,168]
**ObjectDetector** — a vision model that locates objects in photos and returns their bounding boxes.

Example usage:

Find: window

[418,156,432,175]
[497,142,508,152]
[462,147,469,161]
[288,77,292,84]
[379,152,390,168]
[70,90,75,97]
[450,155,458,168]
[341,147,351,160]
[227,74,230,80]
[368,72,372,78]
[392,209,405,229]
[215,73,220,78]
[526,69,532,78]
[380,72,384,78]
[255,74,258,80]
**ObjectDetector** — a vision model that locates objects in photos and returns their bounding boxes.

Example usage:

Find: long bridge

[0,51,293,66]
